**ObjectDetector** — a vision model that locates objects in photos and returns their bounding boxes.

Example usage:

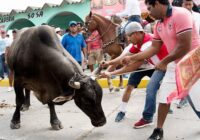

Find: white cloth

[158,62,176,103]
[116,0,141,17]
[192,11,200,34]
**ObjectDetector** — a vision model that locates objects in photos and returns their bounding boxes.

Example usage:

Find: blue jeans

[0,54,4,78]
[142,70,166,122]
[128,15,141,23]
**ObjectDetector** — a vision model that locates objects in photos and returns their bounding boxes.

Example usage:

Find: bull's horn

[90,76,97,80]
[69,81,81,89]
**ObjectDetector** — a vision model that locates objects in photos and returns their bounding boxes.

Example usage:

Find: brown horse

[85,12,124,92]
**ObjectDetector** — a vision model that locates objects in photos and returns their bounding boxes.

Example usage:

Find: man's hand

[100,61,110,68]
[155,61,168,71]
[99,71,111,78]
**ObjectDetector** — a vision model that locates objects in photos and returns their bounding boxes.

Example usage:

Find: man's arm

[122,41,162,65]
[82,47,87,59]
[109,61,144,75]
[157,31,192,70]
[100,60,144,78]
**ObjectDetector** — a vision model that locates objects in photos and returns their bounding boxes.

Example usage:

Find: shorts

[128,69,154,88]
[158,62,176,103]
[88,49,103,65]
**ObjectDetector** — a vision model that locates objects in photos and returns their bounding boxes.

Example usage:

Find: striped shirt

[153,7,200,61]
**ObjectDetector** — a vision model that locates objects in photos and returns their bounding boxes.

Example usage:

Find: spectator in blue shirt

[61,21,87,65]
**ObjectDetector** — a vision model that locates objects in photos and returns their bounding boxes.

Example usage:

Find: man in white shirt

[176,0,200,108]
[182,0,200,34]
[0,30,11,80]
[116,0,141,23]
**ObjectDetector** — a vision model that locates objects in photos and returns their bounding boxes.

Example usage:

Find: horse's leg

[48,102,63,130]
[119,75,123,89]
[107,77,114,93]
[114,75,123,92]
[10,79,24,129]
[21,89,31,111]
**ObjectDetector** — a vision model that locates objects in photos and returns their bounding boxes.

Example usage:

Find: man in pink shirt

[122,0,200,139]
[87,30,103,72]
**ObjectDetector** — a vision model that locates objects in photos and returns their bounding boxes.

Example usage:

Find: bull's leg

[10,81,24,129]
[48,102,63,130]
[21,89,30,111]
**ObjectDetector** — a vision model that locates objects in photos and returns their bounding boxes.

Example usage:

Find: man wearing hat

[55,27,62,41]
[100,22,168,128]
[61,21,87,66]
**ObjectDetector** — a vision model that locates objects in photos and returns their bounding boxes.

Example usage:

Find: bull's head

[70,74,106,127]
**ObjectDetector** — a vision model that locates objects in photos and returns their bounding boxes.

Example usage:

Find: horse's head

[85,12,98,33]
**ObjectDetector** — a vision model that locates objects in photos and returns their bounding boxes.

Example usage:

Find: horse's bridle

[85,17,121,49]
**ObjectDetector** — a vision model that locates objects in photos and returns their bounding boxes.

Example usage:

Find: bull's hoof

[51,120,63,130]
[10,121,20,129]
[20,104,30,111]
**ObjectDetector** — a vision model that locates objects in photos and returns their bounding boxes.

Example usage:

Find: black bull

[7,25,106,130]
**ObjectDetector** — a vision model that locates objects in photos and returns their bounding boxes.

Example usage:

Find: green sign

[27,11,43,19]
[0,15,15,23]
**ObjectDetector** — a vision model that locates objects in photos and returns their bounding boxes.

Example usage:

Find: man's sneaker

[168,108,173,114]
[134,118,153,129]
[177,99,188,109]
[7,87,14,92]
[147,128,163,140]
[115,111,125,122]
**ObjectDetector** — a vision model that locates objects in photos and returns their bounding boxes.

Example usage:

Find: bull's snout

[91,117,106,127]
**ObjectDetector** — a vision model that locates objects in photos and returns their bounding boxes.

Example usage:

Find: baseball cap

[125,22,144,36]
[69,21,77,26]
[55,27,61,33]
[12,29,18,33]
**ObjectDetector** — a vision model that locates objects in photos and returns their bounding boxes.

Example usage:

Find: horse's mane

[91,13,118,26]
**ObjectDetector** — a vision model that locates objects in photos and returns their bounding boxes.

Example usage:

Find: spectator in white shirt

[116,0,141,23]
[182,0,200,34]
[0,30,11,80]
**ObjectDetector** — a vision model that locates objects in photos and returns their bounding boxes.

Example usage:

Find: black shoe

[115,111,125,122]
[147,128,163,140]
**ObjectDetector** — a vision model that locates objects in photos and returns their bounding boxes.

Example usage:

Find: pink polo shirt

[153,7,200,63]
[86,30,102,50]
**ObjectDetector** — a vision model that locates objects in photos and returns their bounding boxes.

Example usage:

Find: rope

[113,68,155,76]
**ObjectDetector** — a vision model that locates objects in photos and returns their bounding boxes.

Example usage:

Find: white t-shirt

[116,0,141,17]
[0,38,12,55]
[121,43,154,69]
[192,11,200,34]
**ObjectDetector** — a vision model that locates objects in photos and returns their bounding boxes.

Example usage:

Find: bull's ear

[89,11,92,17]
